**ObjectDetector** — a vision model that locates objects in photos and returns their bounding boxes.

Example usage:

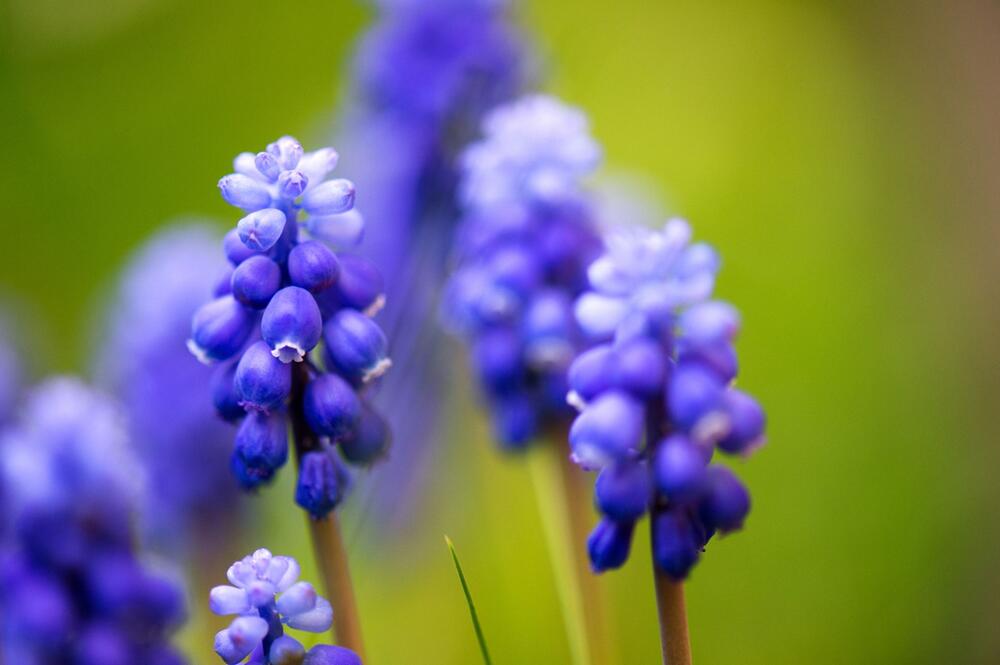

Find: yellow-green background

[2,0,998,663]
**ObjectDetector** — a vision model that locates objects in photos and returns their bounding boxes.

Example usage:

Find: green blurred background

[2,0,999,663]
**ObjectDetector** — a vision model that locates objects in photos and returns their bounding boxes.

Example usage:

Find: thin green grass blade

[445,535,493,665]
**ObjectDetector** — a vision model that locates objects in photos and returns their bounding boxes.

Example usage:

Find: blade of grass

[445,536,493,665]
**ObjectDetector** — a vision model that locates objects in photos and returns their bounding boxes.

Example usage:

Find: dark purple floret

[587,519,635,573]
[232,255,283,309]
[235,341,292,412]
[232,411,289,489]
[340,403,391,466]
[595,462,652,522]
[651,510,702,580]
[289,241,340,293]
[322,309,391,384]
[295,451,349,519]
[304,373,362,440]
[0,379,188,662]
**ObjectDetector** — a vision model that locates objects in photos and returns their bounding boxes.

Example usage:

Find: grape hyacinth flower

[443,95,602,449]
[568,218,766,660]
[189,137,392,520]
[210,549,361,665]
[333,0,529,532]
[571,218,764,577]
[442,95,610,665]
[98,223,242,554]
[0,378,187,664]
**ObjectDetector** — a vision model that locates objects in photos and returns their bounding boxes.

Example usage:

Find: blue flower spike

[189,137,393,519]
[568,219,766,580]
[443,95,603,449]
[0,379,187,662]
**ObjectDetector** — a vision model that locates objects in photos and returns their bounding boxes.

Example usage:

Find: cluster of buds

[188,137,392,518]
[211,549,360,665]
[0,379,186,663]
[568,219,766,578]
[443,96,603,448]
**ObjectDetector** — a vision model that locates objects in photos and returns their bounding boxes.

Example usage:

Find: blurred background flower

[331,0,531,539]
[1,1,999,663]
[95,222,242,558]
[0,378,187,663]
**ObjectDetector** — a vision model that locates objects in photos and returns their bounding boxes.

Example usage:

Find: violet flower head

[210,548,361,665]
[574,218,720,340]
[98,223,242,552]
[332,0,529,532]
[355,0,526,125]
[459,94,602,211]
[189,137,392,519]
[443,96,603,449]
[567,220,766,580]
[0,378,187,663]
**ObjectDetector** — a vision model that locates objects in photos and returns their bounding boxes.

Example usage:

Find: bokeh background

[2,0,999,663]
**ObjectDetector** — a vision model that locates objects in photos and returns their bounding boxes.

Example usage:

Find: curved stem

[289,362,366,658]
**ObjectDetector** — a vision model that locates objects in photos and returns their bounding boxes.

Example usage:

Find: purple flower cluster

[353,0,526,127]
[188,137,392,518]
[210,549,360,665]
[568,219,766,579]
[331,0,529,526]
[99,224,242,552]
[444,96,603,448]
[0,378,187,664]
